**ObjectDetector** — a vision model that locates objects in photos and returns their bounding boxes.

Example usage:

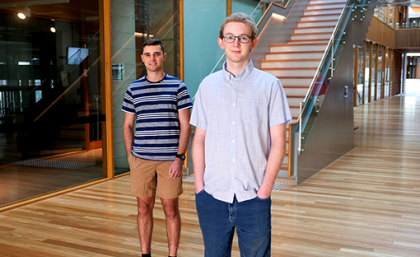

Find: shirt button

[232,159,235,162]
[232,121,235,125]
[232,140,235,143]
[232,103,235,106]
[233,177,236,179]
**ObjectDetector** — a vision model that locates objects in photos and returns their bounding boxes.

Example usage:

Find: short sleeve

[121,85,135,114]
[177,82,193,110]
[190,84,207,130]
[268,80,292,127]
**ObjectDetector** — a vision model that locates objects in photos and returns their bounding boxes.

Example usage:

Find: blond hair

[219,12,257,39]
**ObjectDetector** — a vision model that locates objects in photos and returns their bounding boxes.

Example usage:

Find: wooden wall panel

[366,17,395,48]
[394,29,420,49]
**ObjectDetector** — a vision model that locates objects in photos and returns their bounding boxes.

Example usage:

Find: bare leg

[137,196,155,254]
[161,197,181,256]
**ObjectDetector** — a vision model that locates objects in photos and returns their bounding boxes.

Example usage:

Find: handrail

[290,0,361,133]
[396,23,420,29]
[287,120,292,177]
[300,0,351,114]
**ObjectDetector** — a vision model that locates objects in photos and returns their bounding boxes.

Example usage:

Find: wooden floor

[0,149,104,206]
[1,95,420,256]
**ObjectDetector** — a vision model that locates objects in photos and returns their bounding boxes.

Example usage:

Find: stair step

[283,85,311,88]
[288,97,306,105]
[261,59,320,68]
[298,19,339,23]
[281,80,313,86]
[288,95,307,98]
[271,42,328,47]
[287,39,330,43]
[304,7,343,14]
[271,43,327,52]
[266,51,323,54]
[278,76,313,79]
[310,0,346,4]
[260,67,317,70]
[280,163,289,171]
[294,26,335,33]
[291,32,332,36]
[297,19,339,28]
[290,108,301,117]
[307,3,346,9]
[291,32,332,40]
[266,51,324,60]
[307,1,346,6]
[262,59,322,62]
[301,14,341,21]
[295,25,335,29]
[261,68,316,76]
[283,86,311,95]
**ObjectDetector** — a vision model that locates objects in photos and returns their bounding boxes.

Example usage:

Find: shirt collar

[222,59,254,82]
[145,72,167,83]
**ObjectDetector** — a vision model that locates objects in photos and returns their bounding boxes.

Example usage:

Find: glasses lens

[224,36,234,43]
[239,36,250,43]
[223,35,251,43]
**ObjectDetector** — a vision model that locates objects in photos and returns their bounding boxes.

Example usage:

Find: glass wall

[356,45,364,106]
[377,46,382,100]
[184,0,262,99]
[184,0,226,99]
[371,43,376,102]
[365,42,370,104]
[384,48,390,98]
[356,41,401,107]
[111,0,180,175]
[0,0,104,207]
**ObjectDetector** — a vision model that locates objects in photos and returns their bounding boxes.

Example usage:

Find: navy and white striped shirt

[122,74,193,161]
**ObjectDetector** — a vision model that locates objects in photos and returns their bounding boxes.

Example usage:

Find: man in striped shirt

[122,39,192,257]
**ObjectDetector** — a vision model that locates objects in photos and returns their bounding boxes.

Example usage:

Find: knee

[164,208,179,221]
[138,206,153,218]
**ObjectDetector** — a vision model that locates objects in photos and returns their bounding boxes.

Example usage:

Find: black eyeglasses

[223,35,252,44]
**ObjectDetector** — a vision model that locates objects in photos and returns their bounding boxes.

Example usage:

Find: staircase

[257,0,347,177]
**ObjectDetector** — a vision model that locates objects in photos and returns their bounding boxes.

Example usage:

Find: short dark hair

[142,39,165,54]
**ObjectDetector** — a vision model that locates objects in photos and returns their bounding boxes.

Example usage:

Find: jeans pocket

[195,189,205,195]
[256,195,271,201]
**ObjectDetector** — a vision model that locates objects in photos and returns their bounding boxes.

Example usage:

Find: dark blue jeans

[195,190,271,257]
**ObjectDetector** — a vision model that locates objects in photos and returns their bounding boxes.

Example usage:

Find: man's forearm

[177,123,191,155]
[259,144,285,195]
[258,124,286,197]
[192,128,206,193]
[123,126,134,157]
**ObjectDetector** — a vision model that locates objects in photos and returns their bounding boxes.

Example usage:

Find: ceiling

[376,0,420,6]
[0,0,99,22]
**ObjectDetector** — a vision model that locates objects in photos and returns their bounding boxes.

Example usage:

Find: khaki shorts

[128,155,183,199]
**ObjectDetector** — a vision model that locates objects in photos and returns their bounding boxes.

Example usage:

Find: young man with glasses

[190,13,291,256]
[122,39,192,257]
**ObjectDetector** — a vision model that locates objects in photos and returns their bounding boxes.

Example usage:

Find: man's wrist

[176,153,186,161]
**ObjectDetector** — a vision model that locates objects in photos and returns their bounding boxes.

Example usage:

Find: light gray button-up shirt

[190,60,291,203]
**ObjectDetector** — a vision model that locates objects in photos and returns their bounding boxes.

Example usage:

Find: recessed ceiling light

[17,13,26,19]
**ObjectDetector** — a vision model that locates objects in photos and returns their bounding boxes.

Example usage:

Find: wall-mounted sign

[112,63,125,81]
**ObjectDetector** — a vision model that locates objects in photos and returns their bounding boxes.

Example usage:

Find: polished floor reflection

[0,149,103,207]
[0,94,420,256]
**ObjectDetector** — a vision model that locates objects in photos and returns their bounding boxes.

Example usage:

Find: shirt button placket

[230,80,238,191]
